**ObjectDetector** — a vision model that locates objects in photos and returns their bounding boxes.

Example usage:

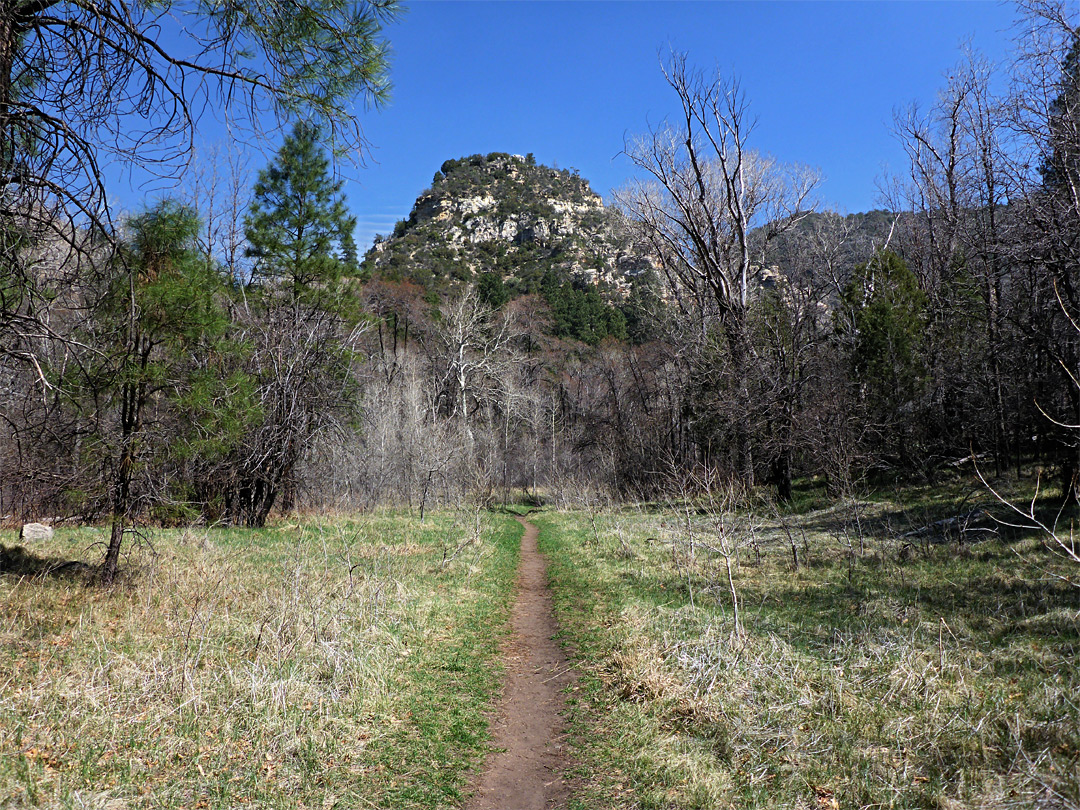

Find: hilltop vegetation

[363,152,641,292]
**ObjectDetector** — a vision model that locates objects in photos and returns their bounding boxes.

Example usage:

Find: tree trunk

[1064,358,1080,505]
[771,449,793,503]
[726,320,756,487]
[251,481,278,527]
[102,516,125,584]
[102,381,138,584]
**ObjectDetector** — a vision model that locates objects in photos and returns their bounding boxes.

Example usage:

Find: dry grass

[540,494,1080,810]
[0,510,520,809]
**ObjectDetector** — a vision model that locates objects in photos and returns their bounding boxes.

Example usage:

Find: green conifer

[244,121,358,308]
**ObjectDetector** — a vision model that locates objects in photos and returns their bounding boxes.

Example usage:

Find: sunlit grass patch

[0,510,520,809]
[539,500,1080,809]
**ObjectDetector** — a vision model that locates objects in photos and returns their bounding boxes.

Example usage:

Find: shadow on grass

[792,498,1080,549]
[0,543,95,580]
[746,555,1080,661]
[491,494,547,516]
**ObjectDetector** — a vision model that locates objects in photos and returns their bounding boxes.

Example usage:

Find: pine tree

[244,121,358,307]
[1034,25,1080,502]
[97,200,242,582]
[221,122,364,526]
[1040,29,1080,194]
[838,250,929,468]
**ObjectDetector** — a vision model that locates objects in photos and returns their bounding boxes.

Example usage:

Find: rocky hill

[362,152,648,296]
[359,152,907,345]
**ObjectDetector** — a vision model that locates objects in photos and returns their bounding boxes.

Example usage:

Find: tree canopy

[0,0,398,233]
[244,120,359,304]
[0,0,397,390]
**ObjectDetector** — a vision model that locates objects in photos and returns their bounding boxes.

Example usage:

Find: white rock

[20,522,53,542]
[454,195,497,217]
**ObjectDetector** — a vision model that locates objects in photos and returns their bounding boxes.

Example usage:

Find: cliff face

[362,153,647,294]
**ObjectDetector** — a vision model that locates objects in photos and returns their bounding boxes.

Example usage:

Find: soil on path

[466,516,577,810]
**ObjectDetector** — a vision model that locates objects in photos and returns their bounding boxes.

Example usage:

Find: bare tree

[212,302,368,526]
[429,286,522,428]
[617,54,819,334]
[184,142,255,280]
[884,48,1022,475]
[616,53,819,488]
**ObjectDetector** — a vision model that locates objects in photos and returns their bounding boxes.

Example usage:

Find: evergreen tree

[477,271,510,309]
[1037,27,1080,502]
[838,250,929,468]
[245,121,358,306]
[1040,29,1080,194]
[222,122,365,527]
[540,271,627,345]
[95,200,242,582]
[0,0,395,412]
[620,272,663,345]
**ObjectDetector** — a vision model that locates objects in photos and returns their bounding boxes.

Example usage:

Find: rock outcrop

[362,152,649,295]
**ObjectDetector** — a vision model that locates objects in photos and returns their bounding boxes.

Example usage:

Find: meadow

[0,511,520,809]
[1,480,1078,809]
[539,484,1079,809]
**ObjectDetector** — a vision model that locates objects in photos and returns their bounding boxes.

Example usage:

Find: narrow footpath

[466,516,576,810]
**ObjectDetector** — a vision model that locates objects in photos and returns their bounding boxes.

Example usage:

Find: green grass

[3,485,1077,809]
[538,496,1080,809]
[0,509,521,809]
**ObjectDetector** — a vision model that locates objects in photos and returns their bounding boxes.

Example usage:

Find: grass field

[2,481,1077,810]
[537,490,1079,809]
[0,510,520,809]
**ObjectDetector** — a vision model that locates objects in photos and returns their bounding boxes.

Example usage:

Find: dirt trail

[466,516,576,810]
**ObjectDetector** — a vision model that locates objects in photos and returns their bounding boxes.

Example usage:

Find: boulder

[19,522,53,542]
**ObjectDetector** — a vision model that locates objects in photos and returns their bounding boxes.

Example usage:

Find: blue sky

[115,1,1018,252]
[339,1,1018,251]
